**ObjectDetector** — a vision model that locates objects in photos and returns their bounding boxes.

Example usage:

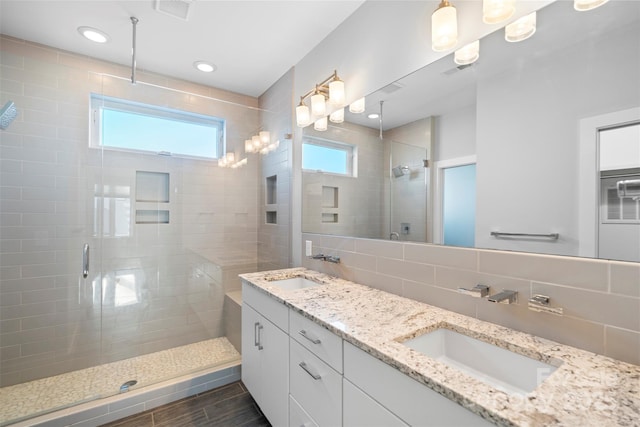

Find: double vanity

[240,268,639,426]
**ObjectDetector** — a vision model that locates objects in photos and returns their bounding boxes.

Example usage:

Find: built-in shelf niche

[322,186,338,208]
[136,171,170,202]
[321,213,338,223]
[266,175,277,205]
[266,211,277,224]
[136,210,170,224]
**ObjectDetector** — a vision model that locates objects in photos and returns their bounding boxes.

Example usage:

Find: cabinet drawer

[290,339,342,427]
[290,309,343,373]
[343,378,408,427]
[344,342,493,427]
[242,281,288,332]
[290,395,319,427]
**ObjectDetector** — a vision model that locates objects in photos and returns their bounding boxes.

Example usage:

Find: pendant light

[432,0,458,52]
[329,78,345,105]
[349,97,365,114]
[314,116,328,131]
[311,87,326,116]
[330,108,344,124]
[296,101,310,127]
[482,0,515,24]
[505,12,536,42]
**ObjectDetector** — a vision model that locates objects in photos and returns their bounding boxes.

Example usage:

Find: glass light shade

[244,139,253,153]
[329,79,345,105]
[330,108,344,123]
[296,103,310,127]
[226,152,235,163]
[482,0,515,24]
[349,97,366,114]
[314,116,328,131]
[454,40,480,65]
[218,157,226,167]
[252,135,261,149]
[259,131,270,144]
[574,0,609,11]
[432,1,458,52]
[505,12,536,42]
[311,92,326,116]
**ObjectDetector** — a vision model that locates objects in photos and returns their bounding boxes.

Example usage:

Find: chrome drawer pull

[254,322,264,350]
[298,329,321,345]
[299,362,321,380]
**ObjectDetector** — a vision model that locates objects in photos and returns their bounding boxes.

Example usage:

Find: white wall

[435,104,476,162]
[475,20,640,256]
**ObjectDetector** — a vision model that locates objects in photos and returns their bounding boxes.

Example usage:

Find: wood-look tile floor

[100,382,271,427]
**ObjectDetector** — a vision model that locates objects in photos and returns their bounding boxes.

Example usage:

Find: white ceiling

[0,0,364,97]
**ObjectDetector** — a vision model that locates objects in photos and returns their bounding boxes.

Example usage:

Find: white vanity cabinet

[343,342,494,427]
[289,310,343,427]
[241,283,289,427]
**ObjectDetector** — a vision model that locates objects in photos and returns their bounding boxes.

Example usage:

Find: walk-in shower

[0,39,265,425]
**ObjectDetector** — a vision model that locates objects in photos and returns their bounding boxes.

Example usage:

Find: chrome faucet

[488,289,517,304]
[310,253,341,264]
[457,284,490,298]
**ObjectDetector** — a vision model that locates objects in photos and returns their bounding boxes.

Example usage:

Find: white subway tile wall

[303,233,640,365]
[0,35,259,387]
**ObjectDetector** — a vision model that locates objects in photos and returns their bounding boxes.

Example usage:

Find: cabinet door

[343,379,408,427]
[260,316,289,427]
[241,303,261,401]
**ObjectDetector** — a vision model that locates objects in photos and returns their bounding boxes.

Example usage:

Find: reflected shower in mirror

[302,0,640,261]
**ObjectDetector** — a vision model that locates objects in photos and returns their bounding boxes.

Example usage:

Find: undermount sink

[401,328,559,395]
[268,277,322,291]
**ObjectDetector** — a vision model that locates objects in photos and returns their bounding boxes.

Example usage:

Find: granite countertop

[239,268,640,427]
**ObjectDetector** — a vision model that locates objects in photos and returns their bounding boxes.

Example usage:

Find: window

[90,94,225,159]
[302,138,357,176]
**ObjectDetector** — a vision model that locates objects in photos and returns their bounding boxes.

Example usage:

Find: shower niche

[135,171,170,224]
[266,175,277,224]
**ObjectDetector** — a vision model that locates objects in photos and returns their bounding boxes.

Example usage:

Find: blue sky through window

[102,108,219,159]
[303,143,349,175]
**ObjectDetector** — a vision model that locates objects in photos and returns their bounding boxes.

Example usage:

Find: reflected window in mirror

[302,137,357,177]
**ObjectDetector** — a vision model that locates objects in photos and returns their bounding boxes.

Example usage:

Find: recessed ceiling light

[368,113,380,119]
[77,26,110,43]
[194,61,216,73]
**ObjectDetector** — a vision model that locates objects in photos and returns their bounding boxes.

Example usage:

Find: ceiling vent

[442,62,475,76]
[380,82,404,94]
[155,0,195,21]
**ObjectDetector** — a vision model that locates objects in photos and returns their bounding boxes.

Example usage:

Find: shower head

[0,101,17,130]
[392,165,410,178]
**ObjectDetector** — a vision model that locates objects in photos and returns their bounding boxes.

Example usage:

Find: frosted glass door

[442,164,476,247]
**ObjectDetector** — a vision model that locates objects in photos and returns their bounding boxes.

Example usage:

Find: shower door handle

[82,244,89,279]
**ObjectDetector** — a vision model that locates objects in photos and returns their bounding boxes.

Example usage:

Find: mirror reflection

[302,0,640,262]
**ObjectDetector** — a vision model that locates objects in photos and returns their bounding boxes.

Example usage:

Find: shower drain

[119,380,138,393]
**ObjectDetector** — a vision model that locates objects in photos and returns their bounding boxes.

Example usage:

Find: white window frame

[302,137,358,177]
[90,93,225,160]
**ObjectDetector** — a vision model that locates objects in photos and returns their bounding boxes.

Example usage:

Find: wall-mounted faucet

[458,284,490,298]
[528,294,563,315]
[488,289,517,304]
[310,253,341,264]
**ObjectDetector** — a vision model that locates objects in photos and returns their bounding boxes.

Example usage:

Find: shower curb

[7,361,241,427]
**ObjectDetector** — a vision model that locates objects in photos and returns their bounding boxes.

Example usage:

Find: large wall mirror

[302,0,640,262]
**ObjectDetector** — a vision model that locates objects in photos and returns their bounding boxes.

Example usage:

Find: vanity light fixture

[314,116,328,132]
[193,61,216,73]
[454,40,480,65]
[432,0,458,51]
[218,152,246,168]
[77,26,110,43]
[482,0,515,24]
[349,97,365,114]
[505,12,536,42]
[330,108,344,123]
[295,70,345,128]
[244,130,279,155]
[574,0,609,11]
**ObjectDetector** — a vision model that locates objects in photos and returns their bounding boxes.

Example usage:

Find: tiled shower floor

[0,337,240,425]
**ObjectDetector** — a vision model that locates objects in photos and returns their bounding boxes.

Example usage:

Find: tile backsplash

[302,234,640,365]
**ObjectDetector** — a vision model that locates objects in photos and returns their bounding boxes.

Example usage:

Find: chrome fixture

[390,232,400,240]
[490,231,559,240]
[310,253,341,263]
[119,380,137,393]
[130,17,139,84]
[458,284,490,298]
[528,294,564,315]
[488,289,517,304]
[0,101,17,130]
[299,362,321,380]
[298,330,321,345]
[82,244,90,279]
[392,165,410,178]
